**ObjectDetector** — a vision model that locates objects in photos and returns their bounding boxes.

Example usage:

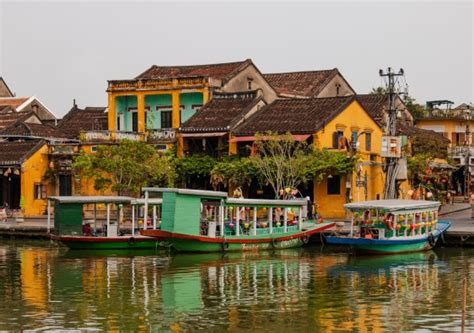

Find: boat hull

[142,222,334,253]
[51,235,162,250]
[324,220,451,254]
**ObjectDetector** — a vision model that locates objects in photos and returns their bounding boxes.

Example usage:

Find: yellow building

[231,96,385,218]
[105,60,277,152]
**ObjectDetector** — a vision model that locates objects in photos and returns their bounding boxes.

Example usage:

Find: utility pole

[464,105,472,200]
[380,67,405,199]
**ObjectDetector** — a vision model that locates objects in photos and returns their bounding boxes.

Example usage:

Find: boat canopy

[344,199,440,212]
[48,196,134,204]
[131,198,162,205]
[142,188,227,198]
[226,198,306,208]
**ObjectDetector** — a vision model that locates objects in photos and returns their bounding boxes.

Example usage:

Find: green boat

[324,200,451,254]
[48,196,163,250]
[140,188,335,252]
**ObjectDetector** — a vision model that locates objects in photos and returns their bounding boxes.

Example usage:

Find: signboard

[381,136,401,158]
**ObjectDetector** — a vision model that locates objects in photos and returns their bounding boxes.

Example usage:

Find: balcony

[82,129,176,143]
[449,145,474,157]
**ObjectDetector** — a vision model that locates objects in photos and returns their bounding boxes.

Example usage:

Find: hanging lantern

[14,169,20,175]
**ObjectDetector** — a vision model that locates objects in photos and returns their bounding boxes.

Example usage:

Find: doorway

[59,174,72,196]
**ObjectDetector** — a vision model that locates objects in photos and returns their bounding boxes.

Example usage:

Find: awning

[230,134,311,143]
[180,132,227,138]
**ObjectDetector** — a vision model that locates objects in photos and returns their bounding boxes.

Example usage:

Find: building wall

[179,92,204,124]
[144,94,172,129]
[21,144,50,217]
[221,65,278,103]
[317,74,355,97]
[313,100,384,218]
[416,118,473,145]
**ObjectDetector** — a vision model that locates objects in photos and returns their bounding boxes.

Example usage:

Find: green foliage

[404,95,426,119]
[42,168,58,184]
[307,149,356,181]
[370,86,387,95]
[73,140,174,195]
[407,153,431,181]
[210,156,262,189]
[174,154,217,186]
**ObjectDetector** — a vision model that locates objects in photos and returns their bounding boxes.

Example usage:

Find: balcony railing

[449,145,474,157]
[82,129,176,143]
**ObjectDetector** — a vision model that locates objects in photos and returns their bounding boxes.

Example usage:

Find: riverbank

[2,202,473,246]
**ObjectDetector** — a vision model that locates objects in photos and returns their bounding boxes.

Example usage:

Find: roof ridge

[264,68,337,76]
[148,59,248,69]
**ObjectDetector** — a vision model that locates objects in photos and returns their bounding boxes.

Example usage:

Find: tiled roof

[0,122,65,138]
[356,94,388,126]
[234,96,354,135]
[57,106,108,139]
[263,69,338,97]
[0,140,45,166]
[181,92,261,132]
[135,59,251,81]
[0,97,29,109]
[0,110,30,130]
[397,123,450,143]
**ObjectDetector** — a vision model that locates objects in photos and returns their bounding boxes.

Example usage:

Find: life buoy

[128,237,135,246]
[221,239,229,251]
[428,233,436,248]
[300,235,310,244]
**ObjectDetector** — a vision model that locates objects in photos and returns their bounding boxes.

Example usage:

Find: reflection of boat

[61,248,166,258]
[48,196,162,250]
[141,188,335,252]
[325,200,451,254]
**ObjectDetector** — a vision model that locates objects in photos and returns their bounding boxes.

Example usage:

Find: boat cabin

[345,200,441,240]
[142,188,308,238]
[48,196,162,237]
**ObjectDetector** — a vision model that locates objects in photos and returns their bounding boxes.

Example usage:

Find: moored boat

[48,196,162,250]
[324,199,451,254]
[141,188,335,252]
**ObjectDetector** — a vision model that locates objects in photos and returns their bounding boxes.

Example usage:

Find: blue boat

[324,200,451,254]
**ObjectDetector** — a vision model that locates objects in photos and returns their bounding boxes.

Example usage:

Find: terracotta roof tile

[135,59,251,81]
[356,94,388,126]
[0,97,29,109]
[263,69,338,97]
[0,122,65,138]
[0,110,33,131]
[181,92,261,132]
[57,106,107,139]
[234,96,354,136]
[0,140,45,165]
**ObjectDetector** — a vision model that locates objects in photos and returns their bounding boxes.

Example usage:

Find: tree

[370,86,387,95]
[174,154,217,188]
[210,156,262,189]
[404,95,426,119]
[250,132,355,198]
[73,140,174,195]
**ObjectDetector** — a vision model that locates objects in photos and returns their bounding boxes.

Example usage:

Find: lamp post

[464,107,471,200]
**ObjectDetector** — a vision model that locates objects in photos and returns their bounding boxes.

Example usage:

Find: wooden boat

[324,200,451,254]
[48,196,163,250]
[140,188,335,252]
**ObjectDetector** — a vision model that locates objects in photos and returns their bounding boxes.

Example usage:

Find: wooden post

[253,207,257,236]
[298,207,303,231]
[269,208,273,234]
[153,205,157,230]
[93,203,97,235]
[236,206,240,236]
[219,203,224,237]
[131,205,135,236]
[144,191,149,230]
[47,200,51,234]
[283,208,288,233]
[106,203,111,237]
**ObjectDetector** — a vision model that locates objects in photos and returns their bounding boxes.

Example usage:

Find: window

[34,183,46,200]
[365,132,372,151]
[117,113,124,131]
[161,111,172,129]
[332,130,344,149]
[335,83,341,96]
[327,175,341,195]
[247,78,253,90]
[351,130,358,150]
[91,146,98,153]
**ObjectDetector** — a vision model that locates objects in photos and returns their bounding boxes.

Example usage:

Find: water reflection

[0,240,472,332]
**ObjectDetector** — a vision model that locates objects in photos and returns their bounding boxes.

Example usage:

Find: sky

[0,1,472,117]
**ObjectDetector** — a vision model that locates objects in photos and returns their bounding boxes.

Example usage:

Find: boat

[324,199,451,254]
[48,196,163,250]
[140,188,335,252]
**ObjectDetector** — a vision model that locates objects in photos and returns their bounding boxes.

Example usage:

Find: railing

[147,129,177,143]
[82,130,144,142]
[108,77,208,92]
[449,146,474,156]
[83,130,111,142]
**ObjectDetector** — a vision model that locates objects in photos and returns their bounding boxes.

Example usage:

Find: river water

[0,240,472,332]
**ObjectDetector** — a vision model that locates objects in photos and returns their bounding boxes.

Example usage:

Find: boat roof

[142,187,227,198]
[344,199,440,211]
[226,197,307,207]
[48,196,134,204]
[131,198,162,205]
